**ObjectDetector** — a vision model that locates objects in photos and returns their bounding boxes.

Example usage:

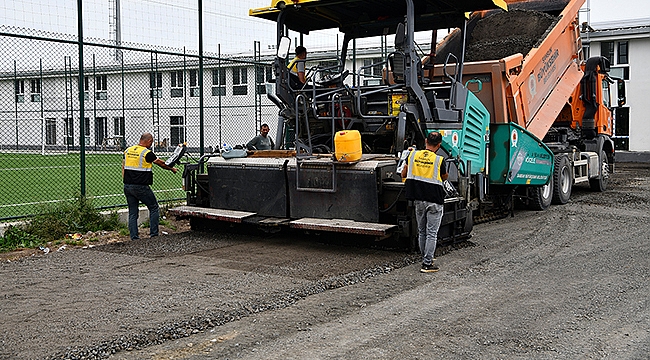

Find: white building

[581,18,650,152]
[0,50,280,154]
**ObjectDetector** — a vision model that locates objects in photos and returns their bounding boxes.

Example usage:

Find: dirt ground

[1,163,649,359]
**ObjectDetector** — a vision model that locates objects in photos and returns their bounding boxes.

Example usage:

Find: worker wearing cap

[122,132,177,240]
[401,132,448,273]
[287,46,307,86]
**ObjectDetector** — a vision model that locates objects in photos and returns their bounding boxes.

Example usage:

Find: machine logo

[451,132,459,147]
[511,129,518,148]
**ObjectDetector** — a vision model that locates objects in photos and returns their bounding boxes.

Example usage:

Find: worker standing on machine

[401,132,448,273]
[122,132,177,240]
[287,45,307,87]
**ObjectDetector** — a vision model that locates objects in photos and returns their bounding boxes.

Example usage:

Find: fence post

[93,54,97,151]
[77,0,86,196]
[198,0,205,157]
[14,60,18,150]
[218,44,222,148]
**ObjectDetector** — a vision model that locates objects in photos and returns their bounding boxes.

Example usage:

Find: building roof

[582,17,650,42]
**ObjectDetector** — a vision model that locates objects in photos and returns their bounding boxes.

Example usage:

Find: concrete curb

[616,151,650,163]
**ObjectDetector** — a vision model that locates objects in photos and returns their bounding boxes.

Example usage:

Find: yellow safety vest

[287,56,301,74]
[123,145,153,172]
[406,150,443,185]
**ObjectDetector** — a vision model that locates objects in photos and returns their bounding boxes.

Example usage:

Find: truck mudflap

[489,123,553,186]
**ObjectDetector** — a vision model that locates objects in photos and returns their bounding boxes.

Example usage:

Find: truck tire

[589,150,609,192]
[528,176,553,211]
[552,155,572,204]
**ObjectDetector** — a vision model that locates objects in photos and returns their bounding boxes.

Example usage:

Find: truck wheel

[528,176,553,211]
[589,150,609,192]
[552,155,572,204]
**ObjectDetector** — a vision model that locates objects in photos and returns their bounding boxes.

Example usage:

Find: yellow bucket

[334,130,362,162]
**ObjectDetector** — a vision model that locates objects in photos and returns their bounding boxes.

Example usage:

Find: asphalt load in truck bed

[435,8,557,63]
[1,162,649,359]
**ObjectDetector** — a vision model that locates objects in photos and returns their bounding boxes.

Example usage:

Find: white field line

[1,163,120,171]
[0,188,183,209]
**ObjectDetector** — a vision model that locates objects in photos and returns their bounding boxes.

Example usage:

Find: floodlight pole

[77,0,86,195]
[198,0,205,157]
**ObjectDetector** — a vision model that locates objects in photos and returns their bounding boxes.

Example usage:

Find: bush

[0,226,44,252]
[23,195,124,242]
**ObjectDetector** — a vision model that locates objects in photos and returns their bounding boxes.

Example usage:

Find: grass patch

[0,194,126,252]
[0,152,184,219]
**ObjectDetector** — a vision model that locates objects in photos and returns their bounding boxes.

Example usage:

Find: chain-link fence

[0,28,279,221]
[0,0,426,221]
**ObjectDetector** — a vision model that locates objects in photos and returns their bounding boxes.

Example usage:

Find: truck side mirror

[277,36,291,60]
[394,23,406,50]
[617,79,626,107]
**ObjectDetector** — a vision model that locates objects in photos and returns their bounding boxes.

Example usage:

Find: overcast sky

[1,0,648,56]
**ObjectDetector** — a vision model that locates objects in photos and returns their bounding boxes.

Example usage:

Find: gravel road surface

[1,163,648,359]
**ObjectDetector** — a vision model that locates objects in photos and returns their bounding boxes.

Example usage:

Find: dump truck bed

[431,0,585,140]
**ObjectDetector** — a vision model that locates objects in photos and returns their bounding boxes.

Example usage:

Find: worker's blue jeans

[414,200,444,266]
[123,184,159,240]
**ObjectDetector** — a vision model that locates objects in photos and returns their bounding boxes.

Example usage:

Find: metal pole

[183,47,187,143]
[155,52,160,145]
[64,56,70,152]
[40,59,44,155]
[218,44,222,147]
[121,50,125,143]
[39,59,44,127]
[150,52,155,138]
[352,39,356,87]
[198,0,205,157]
[14,60,18,150]
[77,0,86,195]
[93,54,97,151]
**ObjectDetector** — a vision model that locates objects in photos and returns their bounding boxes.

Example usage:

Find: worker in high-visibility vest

[122,132,177,240]
[401,132,448,273]
[287,45,307,87]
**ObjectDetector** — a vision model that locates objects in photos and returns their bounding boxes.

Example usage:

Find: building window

[189,70,199,97]
[94,117,107,146]
[46,118,56,145]
[170,70,184,98]
[95,75,107,100]
[582,45,590,59]
[617,41,628,64]
[15,80,24,103]
[31,79,41,102]
[256,66,265,84]
[212,68,226,96]
[613,107,629,150]
[65,118,74,145]
[266,66,273,82]
[170,116,185,146]
[78,76,90,101]
[84,117,90,137]
[212,86,226,96]
[233,67,247,96]
[363,59,373,76]
[113,117,125,137]
[609,67,630,81]
[601,41,614,65]
[150,72,162,98]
